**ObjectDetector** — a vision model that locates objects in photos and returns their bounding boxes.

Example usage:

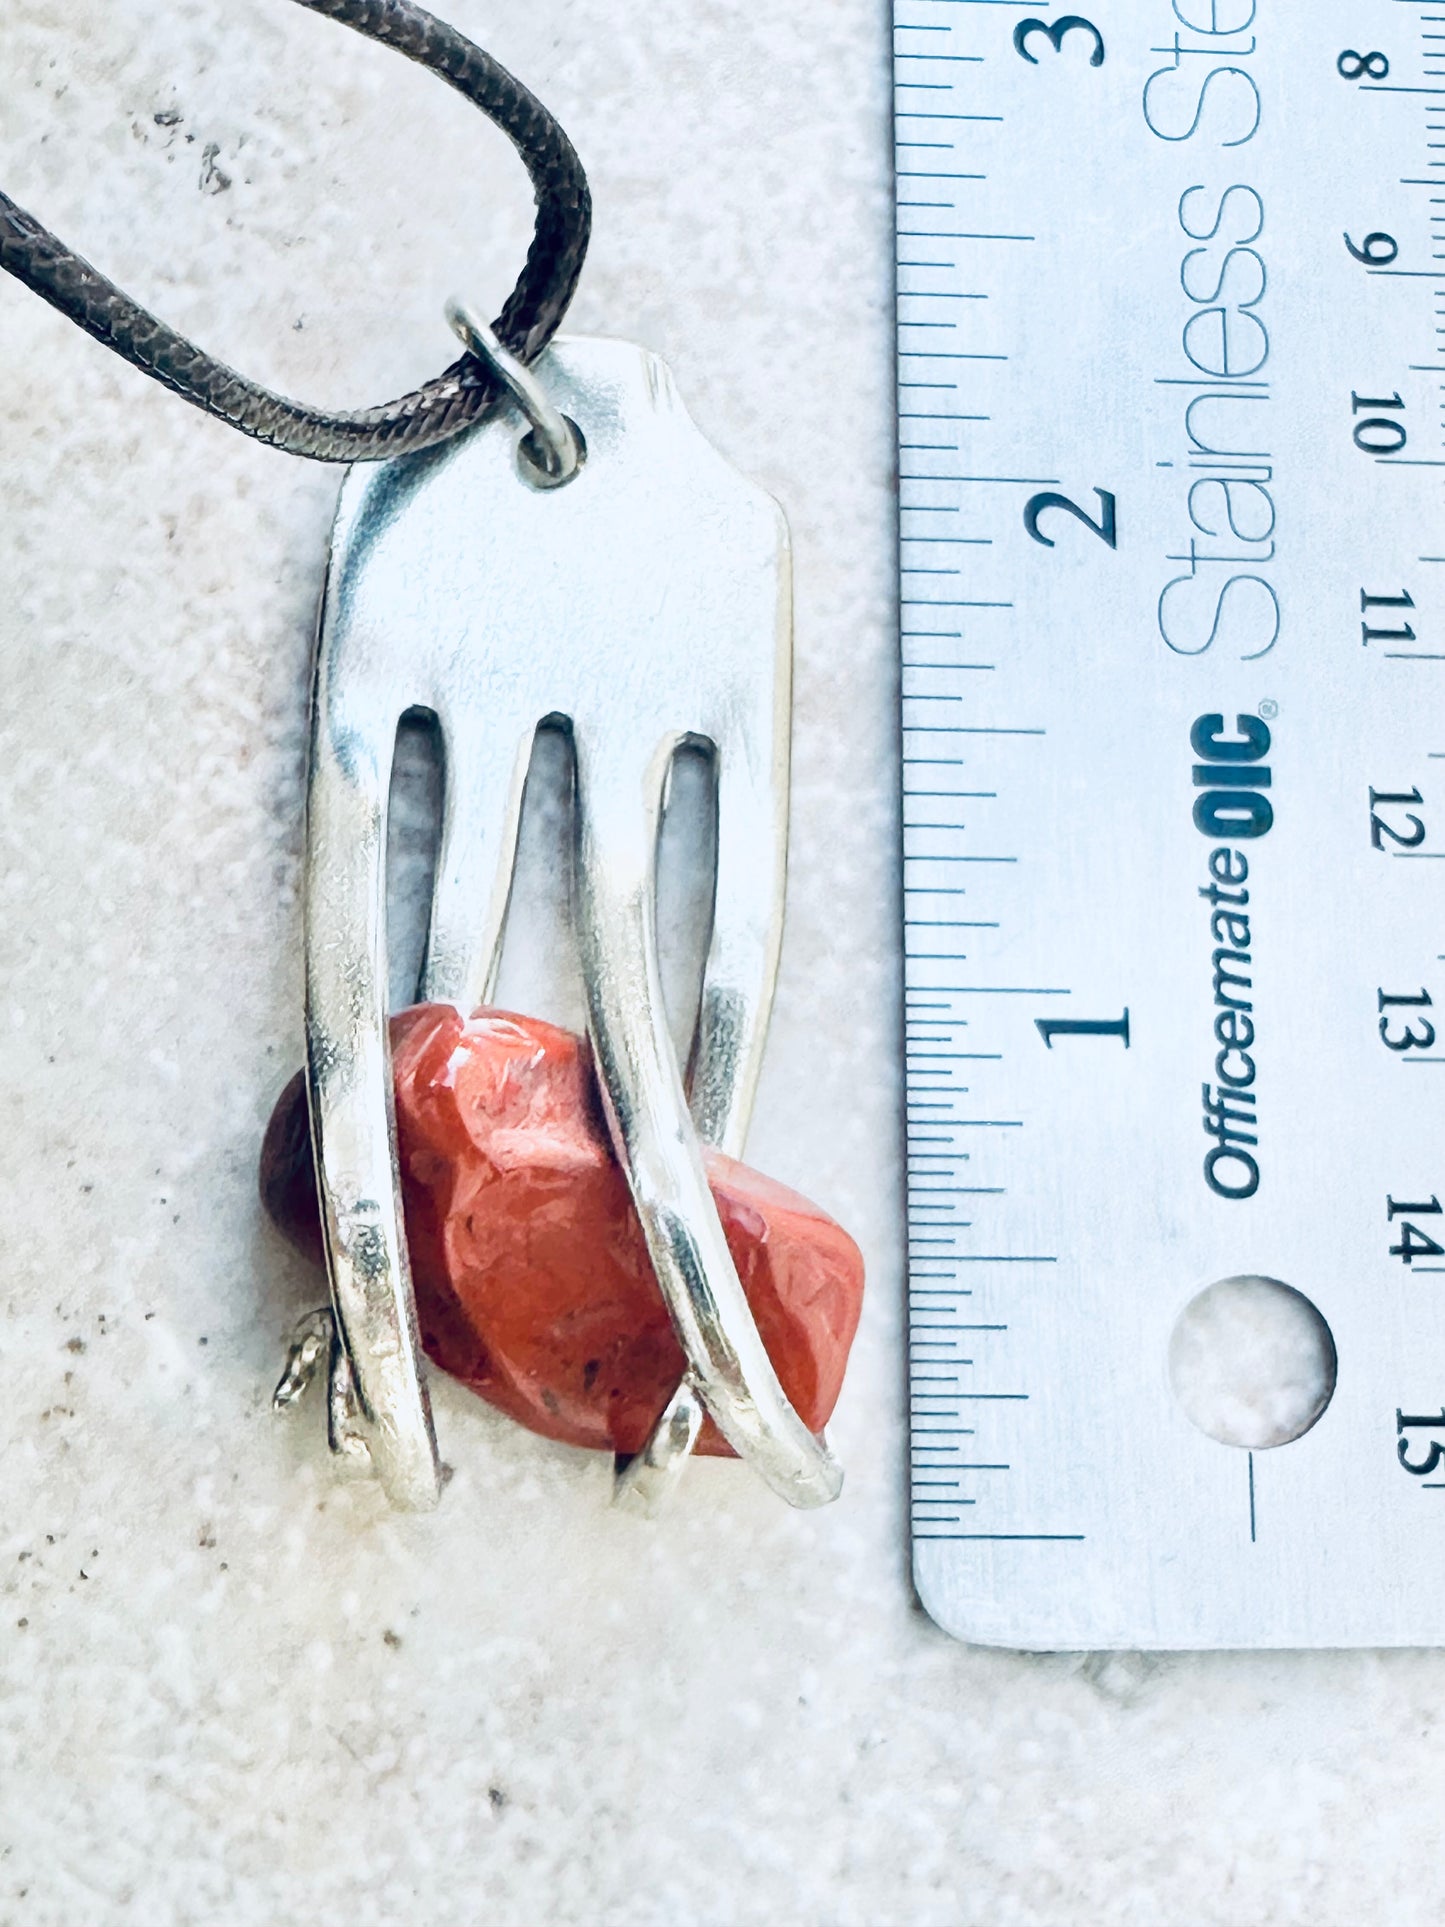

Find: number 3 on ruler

[1013,16,1106,66]
[1024,488,1118,550]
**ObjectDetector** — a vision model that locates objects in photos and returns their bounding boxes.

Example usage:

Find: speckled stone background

[1,3,1443,1922]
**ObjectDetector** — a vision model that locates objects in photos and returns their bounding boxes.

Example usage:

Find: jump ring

[446,298,583,487]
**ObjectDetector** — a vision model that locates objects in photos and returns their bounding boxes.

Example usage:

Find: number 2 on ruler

[1024,487,1118,550]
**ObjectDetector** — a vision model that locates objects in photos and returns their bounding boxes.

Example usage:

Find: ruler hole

[1168,1276,1337,1451]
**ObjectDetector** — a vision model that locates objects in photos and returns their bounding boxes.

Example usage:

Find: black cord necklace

[0,0,591,460]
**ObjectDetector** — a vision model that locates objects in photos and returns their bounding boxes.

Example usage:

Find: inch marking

[895,0,1089,1592]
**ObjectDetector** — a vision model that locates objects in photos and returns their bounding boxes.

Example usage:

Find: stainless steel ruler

[895,0,1445,1648]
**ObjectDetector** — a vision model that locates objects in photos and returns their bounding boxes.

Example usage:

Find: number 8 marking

[1338,49,1390,81]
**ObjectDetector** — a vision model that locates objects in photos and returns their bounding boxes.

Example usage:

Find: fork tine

[304,681,443,1511]
[616,725,790,1509]
[611,1376,707,1517]
[573,728,841,1510]
[625,552,790,1495]
[420,713,534,1010]
[689,716,790,1158]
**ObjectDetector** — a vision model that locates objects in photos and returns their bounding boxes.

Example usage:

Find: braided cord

[0,0,591,460]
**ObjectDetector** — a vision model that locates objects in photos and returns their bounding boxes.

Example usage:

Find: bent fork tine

[617,523,791,1511]
[304,674,443,1511]
[573,726,840,1512]
[689,706,791,1159]
[616,717,793,1513]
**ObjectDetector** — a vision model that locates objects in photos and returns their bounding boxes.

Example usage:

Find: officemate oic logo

[1192,713,1273,1202]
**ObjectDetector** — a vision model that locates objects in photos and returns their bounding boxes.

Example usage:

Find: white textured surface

[1,3,1442,1922]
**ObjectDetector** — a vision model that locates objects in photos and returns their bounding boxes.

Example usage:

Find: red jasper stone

[260,1006,864,1458]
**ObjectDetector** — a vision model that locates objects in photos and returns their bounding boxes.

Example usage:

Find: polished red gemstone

[260,1006,864,1457]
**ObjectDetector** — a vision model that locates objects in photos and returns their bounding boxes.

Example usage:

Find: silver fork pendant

[297,330,843,1515]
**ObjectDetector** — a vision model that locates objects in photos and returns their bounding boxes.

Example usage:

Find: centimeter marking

[896,0,1445,1554]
